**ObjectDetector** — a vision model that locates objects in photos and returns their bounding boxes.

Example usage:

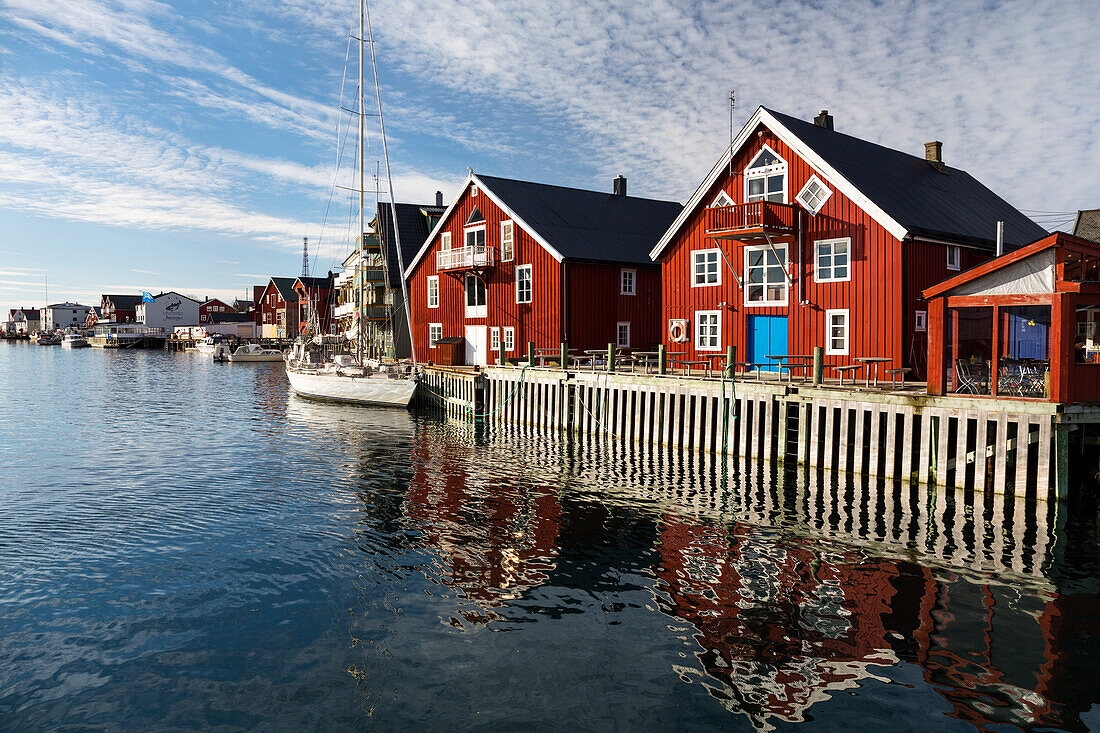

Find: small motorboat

[227,344,285,363]
[35,333,61,345]
[61,333,89,348]
[196,335,228,355]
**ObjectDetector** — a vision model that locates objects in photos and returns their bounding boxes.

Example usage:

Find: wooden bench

[780,363,813,382]
[831,364,862,386]
[887,367,912,389]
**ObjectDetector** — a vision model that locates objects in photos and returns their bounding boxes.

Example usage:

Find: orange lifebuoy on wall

[668,319,689,343]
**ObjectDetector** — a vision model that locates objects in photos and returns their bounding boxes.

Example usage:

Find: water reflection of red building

[653,508,1100,732]
[404,432,562,625]
[655,515,902,729]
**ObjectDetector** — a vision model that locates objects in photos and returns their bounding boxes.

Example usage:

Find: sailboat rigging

[283,0,418,408]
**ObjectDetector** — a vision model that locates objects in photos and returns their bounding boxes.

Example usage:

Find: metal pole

[356,0,365,365]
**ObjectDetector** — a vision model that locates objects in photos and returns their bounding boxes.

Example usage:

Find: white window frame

[427,275,439,308]
[709,191,735,208]
[620,268,636,295]
[440,231,452,251]
[947,245,961,271]
[464,273,487,318]
[429,323,442,347]
[471,184,478,198]
[915,310,928,332]
[825,309,849,355]
[745,144,787,204]
[692,248,721,287]
[616,321,631,348]
[694,310,721,351]
[490,327,500,351]
[464,224,486,251]
[814,237,851,283]
[515,264,533,304]
[503,327,515,352]
[796,174,832,214]
[500,220,514,262]
[744,244,789,306]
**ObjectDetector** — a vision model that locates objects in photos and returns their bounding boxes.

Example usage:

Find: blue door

[747,315,788,371]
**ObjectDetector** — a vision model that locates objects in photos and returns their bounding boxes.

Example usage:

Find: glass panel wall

[1076,305,1100,363]
[946,307,993,394]
[997,305,1050,398]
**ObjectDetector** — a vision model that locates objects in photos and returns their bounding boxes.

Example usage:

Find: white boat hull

[286,367,416,407]
[61,339,89,348]
[229,353,284,362]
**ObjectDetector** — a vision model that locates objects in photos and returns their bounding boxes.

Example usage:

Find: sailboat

[284,0,418,408]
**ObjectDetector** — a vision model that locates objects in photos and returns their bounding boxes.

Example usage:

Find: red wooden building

[404,173,681,366]
[258,277,298,339]
[649,107,1046,378]
[294,274,334,336]
[923,232,1100,403]
[198,298,235,324]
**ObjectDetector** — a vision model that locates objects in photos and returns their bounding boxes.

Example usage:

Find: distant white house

[42,303,92,331]
[136,292,200,331]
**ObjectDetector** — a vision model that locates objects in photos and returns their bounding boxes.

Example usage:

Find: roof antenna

[728,89,736,181]
[301,236,309,277]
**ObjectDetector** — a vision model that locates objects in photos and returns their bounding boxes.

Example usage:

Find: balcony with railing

[436,244,496,272]
[705,201,801,239]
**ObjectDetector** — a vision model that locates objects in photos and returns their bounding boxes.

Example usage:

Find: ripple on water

[1,344,1100,731]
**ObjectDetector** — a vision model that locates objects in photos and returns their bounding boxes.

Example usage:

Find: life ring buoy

[668,319,689,343]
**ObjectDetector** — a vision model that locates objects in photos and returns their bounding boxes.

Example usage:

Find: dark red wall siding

[566,263,661,350]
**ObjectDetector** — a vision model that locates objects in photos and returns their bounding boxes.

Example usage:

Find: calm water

[2,343,1100,731]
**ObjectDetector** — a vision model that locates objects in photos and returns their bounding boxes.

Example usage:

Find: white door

[465,325,487,366]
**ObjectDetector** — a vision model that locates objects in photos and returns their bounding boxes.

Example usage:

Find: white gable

[949,249,1056,296]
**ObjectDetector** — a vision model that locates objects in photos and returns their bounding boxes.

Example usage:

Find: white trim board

[648,107,910,262]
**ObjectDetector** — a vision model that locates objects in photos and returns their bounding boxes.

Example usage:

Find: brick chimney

[613,175,627,196]
[925,141,944,170]
[813,110,833,130]
[435,190,443,207]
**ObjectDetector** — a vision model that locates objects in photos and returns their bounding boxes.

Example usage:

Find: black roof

[269,277,298,303]
[376,202,444,288]
[476,174,682,265]
[103,294,143,310]
[765,108,1048,249]
[297,275,333,289]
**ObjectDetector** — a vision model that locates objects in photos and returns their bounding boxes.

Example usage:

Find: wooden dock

[417,365,1092,501]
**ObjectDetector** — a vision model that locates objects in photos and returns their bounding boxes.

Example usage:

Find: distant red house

[649,107,1046,378]
[404,173,681,366]
[259,277,298,339]
[294,275,334,336]
[198,298,235,324]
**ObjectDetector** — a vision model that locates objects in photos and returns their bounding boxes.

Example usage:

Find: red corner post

[926,297,945,395]
[1050,292,1075,403]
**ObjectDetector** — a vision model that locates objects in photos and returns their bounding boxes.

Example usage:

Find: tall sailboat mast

[364,0,417,366]
[356,0,365,365]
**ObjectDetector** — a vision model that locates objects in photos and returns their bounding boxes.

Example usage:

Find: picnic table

[630,350,661,374]
[766,354,815,382]
[533,346,577,367]
[854,356,892,387]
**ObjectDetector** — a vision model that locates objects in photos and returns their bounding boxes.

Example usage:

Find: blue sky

[0,0,1096,315]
